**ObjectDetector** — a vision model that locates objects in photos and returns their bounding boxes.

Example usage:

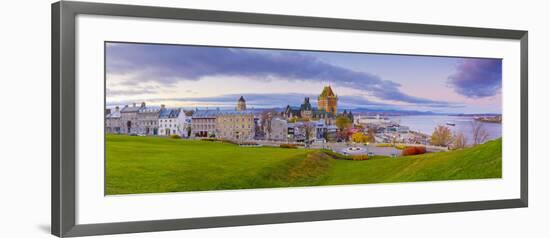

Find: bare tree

[297,122,316,145]
[453,131,468,149]
[259,110,277,139]
[391,135,398,145]
[186,126,192,138]
[471,120,489,145]
[430,125,454,147]
[366,126,376,143]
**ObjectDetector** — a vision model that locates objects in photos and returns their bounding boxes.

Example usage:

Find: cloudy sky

[106,42,502,114]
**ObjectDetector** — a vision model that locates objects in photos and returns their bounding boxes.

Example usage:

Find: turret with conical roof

[317,85,338,115]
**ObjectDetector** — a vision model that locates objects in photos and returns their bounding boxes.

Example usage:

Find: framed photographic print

[52,1,528,237]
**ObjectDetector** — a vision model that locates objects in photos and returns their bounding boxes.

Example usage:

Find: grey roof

[300,97,313,111]
[192,110,220,118]
[138,107,161,113]
[120,105,142,113]
[192,110,253,118]
[159,108,181,119]
[216,110,254,116]
[106,110,121,118]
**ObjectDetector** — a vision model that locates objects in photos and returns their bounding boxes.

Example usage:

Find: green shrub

[239,141,259,146]
[320,149,353,160]
[395,144,407,150]
[351,155,369,161]
[170,134,181,139]
[201,138,238,144]
[219,139,238,145]
[321,149,369,161]
[280,144,299,149]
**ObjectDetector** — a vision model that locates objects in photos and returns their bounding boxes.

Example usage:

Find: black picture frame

[52,1,528,237]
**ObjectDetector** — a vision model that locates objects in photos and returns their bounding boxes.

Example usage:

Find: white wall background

[0,0,546,237]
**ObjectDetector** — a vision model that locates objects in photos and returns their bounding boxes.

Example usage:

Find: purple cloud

[106,93,391,109]
[107,93,464,111]
[447,59,502,98]
[107,42,454,107]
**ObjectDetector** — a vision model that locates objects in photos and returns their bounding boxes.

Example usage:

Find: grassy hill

[324,139,502,185]
[106,135,501,195]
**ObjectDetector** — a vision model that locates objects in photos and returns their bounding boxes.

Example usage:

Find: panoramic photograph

[105,42,502,195]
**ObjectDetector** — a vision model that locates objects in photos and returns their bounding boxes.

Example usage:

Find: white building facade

[158,108,191,137]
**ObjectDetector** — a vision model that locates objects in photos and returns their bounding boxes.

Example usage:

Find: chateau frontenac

[318,85,338,115]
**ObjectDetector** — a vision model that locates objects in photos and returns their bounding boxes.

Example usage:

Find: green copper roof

[319,86,336,97]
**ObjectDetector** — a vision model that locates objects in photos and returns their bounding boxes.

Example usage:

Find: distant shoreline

[475,117,502,124]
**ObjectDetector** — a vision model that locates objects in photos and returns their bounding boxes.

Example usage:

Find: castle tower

[237,96,247,111]
[317,85,338,115]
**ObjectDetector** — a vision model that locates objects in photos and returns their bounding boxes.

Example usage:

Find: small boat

[446,122,456,126]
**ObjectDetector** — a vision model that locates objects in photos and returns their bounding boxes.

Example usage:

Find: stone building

[137,103,161,135]
[120,102,145,134]
[236,96,247,111]
[317,85,338,115]
[105,106,122,134]
[191,110,218,138]
[267,117,288,141]
[216,111,255,141]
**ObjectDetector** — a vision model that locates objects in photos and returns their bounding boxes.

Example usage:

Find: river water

[389,115,502,144]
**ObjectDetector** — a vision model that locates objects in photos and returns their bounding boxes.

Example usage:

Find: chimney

[132,103,136,107]
[115,106,120,112]
[141,102,146,108]
[161,104,165,109]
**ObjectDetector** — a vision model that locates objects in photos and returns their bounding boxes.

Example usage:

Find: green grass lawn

[106,135,501,195]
